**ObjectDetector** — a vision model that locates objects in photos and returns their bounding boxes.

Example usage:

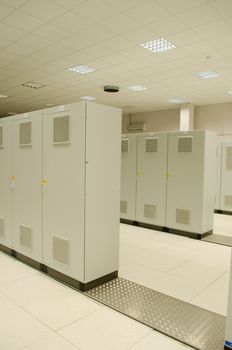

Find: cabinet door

[0,118,12,248]
[42,103,86,281]
[136,133,168,226]
[166,132,204,233]
[220,143,232,211]
[120,135,137,221]
[12,112,42,261]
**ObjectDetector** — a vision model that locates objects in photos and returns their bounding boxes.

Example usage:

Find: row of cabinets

[120,131,217,237]
[0,101,121,285]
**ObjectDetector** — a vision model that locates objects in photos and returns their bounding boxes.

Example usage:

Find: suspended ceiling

[0,0,232,116]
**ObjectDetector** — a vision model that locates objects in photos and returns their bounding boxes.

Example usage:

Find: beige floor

[0,213,230,349]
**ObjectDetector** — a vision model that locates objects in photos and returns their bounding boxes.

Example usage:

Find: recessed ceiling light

[128,85,147,91]
[68,64,96,74]
[169,97,184,104]
[140,38,176,54]
[0,94,8,99]
[22,81,46,89]
[80,96,96,101]
[195,70,220,79]
[228,91,232,96]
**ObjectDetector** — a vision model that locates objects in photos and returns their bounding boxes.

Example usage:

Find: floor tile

[59,307,151,350]
[0,274,70,307]
[119,243,151,267]
[190,287,228,315]
[129,330,194,350]
[21,333,79,350]
[119,262,165,290]
[24,290,101,330]
[0,304,51,350]
[0,258,38,285]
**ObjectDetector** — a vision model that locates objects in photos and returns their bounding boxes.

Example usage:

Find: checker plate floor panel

[202,234,232,247]
[86,278,225,350]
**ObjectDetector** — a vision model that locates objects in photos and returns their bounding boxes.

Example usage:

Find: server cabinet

[215,142,222,210]
[166,131,217,236]
[120,134,137,221]
[136,133,168,227]
[0,117,12,248]
[12,111,43,262]
[219,142,232,213]
[225,250,232,350]
[42,102,121,284]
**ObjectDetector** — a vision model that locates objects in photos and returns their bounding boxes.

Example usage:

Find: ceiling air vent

[22,81,46,89]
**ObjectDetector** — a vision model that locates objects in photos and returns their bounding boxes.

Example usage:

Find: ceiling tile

[43,43,77,58]
[73,0,120,22]
[62,51,94,64]
[58,34,94,50]
[0,0,28,8]
[101,36,134,51]
[80,45,113,58]
[126,1,170,25]
[169,30,202,47]
[208,33,232,49]
[122,27,156,45]
[0,23,27,41]
[19,0,66,21]
[15,34,53,50]
[148,16,188,36]
[176,4,222,27]
[211,0,232,19]
[4,42,38,56]
[0,3,15,20]
[34,24,71,42]
[101,53,130,64]
[194,20,232,39]
[51,11,93,33]
[157,0,210,14]
[78,24,115,43]
[105,0,148,11]
[52,0,86,9]
[101,14,141,34]
[3,10,45,31]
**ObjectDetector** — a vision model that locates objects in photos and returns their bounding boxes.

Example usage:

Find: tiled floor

[0,213,230,349]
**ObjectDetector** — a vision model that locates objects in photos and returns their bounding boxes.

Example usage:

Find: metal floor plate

[86,278,225,350]
[202,234,232,247]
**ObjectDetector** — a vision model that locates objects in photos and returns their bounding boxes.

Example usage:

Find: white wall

[195,102,232,142]
[122,108,180,133]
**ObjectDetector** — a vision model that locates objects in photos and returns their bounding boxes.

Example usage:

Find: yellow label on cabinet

[42,179,47,185]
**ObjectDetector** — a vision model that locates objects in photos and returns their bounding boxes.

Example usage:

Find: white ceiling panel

[176,4,222,27]
[158,0,211,14]
[0,3,15,20]
[0,22,27,41]
[148,16,188,36]
[34,24,71,42]
[0,0,28,8]
[51,11,93,33]
[78,24,115,43]
[211,0,232,19]
[101,36,134,51]
[102,14,141,35]
[52,0,86,10]
[194,20,232,39]
[19,0,66,21]
[105,0,148,11]
[126,1,170,25]
[73,0,120,22]
[3,10,45,31]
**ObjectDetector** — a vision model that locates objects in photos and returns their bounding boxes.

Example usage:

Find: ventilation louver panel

[176,209,190,225]
[144,204,156,218]
[53,116,70,144]
[19,122,32,146]
[0,218,4,237]
[225,195,232,207]
[145,138,157,153]
[20,225,32,249]
[120,201,127,214]
[53,236,69,264]
[0,126,3,147]
[121,139,128,153]
[178,136,192,152]
[226,146,232,170]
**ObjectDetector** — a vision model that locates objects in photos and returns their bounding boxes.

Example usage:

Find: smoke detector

[104,85,119,93]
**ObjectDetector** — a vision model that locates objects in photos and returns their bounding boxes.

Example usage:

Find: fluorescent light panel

[141,38,176,53]
[22,81,46,89]
[69,64,95,74]
[0,94,8,99]
[128,85,147,91]
[169,97,184,104]
[195,70,220,79]
[80,96,96,101]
